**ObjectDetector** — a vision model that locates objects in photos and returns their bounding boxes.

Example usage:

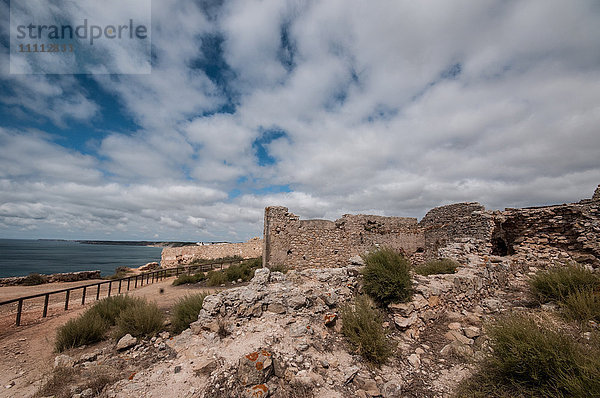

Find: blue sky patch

[253,128,288,166]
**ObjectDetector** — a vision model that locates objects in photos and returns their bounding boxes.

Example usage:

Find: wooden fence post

[42,294,49,318]
[16,299,23,326]
[64,290,70,310]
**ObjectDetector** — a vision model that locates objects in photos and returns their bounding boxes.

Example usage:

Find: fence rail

[0,259,243,326]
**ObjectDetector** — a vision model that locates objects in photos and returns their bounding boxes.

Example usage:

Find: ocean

[0,239,163,278]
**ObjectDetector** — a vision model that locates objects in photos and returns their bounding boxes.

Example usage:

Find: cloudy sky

[0,0,599,241]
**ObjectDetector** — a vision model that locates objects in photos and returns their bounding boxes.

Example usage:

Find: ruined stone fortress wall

[494,198,600,265]
[264,185,600,269]
[263,207,424,268]
[419,202,495,258]
[161,238,262,267]
[262,207,423,268]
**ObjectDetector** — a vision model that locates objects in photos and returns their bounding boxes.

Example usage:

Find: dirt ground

[0,277,217,398]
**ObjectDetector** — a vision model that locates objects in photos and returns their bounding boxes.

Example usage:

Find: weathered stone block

[238,349,274,387]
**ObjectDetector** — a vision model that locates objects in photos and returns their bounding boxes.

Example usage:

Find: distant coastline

[37,239,227,248]
[74,240,196,248]
[37,239,196,248]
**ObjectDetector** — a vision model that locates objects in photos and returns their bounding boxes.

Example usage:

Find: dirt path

[0,277,217,398]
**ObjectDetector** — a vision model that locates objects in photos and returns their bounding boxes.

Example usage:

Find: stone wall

[263,206,423,268]
[419,202,494,260]
[161,238,263,267]
[263,185,600,269]
[493,199,600,266]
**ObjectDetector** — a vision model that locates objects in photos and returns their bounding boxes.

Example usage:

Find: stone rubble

[97,256,528,398]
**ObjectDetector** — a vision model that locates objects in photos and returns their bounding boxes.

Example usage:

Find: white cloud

[1,0,599,241]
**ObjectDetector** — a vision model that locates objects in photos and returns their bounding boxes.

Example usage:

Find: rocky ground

[29,249,536,398]
[4,248,564,398]
[0,278,217,398]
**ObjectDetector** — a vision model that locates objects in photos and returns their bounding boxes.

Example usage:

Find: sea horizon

[0,239,163,279]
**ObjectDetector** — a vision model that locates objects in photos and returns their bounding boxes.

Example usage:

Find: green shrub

[243,257,263,269]
[195,271,206,280]
[225,263,247,282]
[340,295,393,365]
[362,248,412,305]
[171,293,208,334]
[190,255,243,266]
[22,272,47,286]
[529,264,599,303]
[55,312,108,352]
[54,295,160,351]
[223,257,262,282]
[115,300,164,339]
[414,258,458,276]
[561,288,600,323]
[106,266,132,280]
[225,259,261,282]
[455,313,600,398]
[172,272,206,286]
[207,270,228,286]
[88,295,139,325]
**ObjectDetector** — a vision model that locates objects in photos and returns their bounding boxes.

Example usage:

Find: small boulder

[251,268,271,285]
[192,359,217,375]
[444,330,473,345]
[482,298,502,312]
[321,290,338,307]
[287,294,307,310]
[388,302,414,316]
[349,255,365,266]
[116,334,137,351]
[464,326,481,338]
[238,349,274,386]
[267,302,286,314]
[447,322,461,330]
[407,354,421,369]
[381,380,403,398]
[202,295,222,315]
[440,341,474,358]
[362,379,381,396]
[54,354,74,368]
[412,294,429,309]
[289,321,312,337]
[393,313,418,329]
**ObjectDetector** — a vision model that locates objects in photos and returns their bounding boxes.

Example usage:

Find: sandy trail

[0,277,217,398]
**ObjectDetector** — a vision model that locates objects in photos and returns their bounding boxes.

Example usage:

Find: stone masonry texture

[263,186,600,269]
[262,207,423,268]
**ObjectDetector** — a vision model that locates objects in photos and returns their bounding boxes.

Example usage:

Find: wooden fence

[0,259,243,326]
